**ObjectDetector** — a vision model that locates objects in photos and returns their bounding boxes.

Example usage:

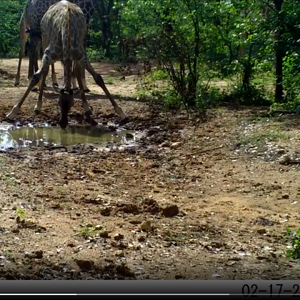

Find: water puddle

[0,124,138,150]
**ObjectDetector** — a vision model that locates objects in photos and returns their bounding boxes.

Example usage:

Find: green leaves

[0,0,25,57]
[286,228,300,260]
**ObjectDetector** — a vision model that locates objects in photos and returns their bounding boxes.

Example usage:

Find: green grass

[4,176,16,186]
[16,207,27,220]
[104,77,115,85]
[238,131,288,146]
[78,224,101,239]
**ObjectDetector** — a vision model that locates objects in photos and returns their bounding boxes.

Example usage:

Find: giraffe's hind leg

[71,65,89,93]
[51,63,58,87]
[73,62,97,126]
[15,13,26,87]
[79,57,128,121]
[81,67,90,93]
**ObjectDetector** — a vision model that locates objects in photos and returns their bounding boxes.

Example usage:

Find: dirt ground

[0,58,300,280]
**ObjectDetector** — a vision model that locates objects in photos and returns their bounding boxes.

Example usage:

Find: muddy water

[0,125,137,149]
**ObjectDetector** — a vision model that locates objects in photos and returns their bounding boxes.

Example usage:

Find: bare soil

[0,58,300,280]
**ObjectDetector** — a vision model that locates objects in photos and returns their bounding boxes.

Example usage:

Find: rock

[138,236,146,242]
[279,154,292,165]
[257,229,267,235]
[211,241,224,249]
[140,221,152,232]
[142,199,160,214]
[277,149,286,155]
[170,142,182,149]
[126,133,134,139]
[282,194,289,199]
[100,230,110,238]
[25,250,43,259]
[115,250,125,257]
[117,203,140,214]
[75,259,95,271]
[129,219,142,225]
[226,261,236,266]
[34,250,43,259]
[100,207,111,216]
[114,234,124,241]
[160,141,170,148]
[162,205,179,218]
[175,274,184,279]
[116,264,135,278]
[67,241,76,248]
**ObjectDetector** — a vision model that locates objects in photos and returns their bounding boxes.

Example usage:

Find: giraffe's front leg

[7,71,43,120]
[7,51,52,120]
[33,72,48,115]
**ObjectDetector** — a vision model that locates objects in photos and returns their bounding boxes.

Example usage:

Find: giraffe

[7,0,128,129]
[14,0,95,92]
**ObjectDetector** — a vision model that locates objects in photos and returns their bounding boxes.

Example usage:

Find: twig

[185,145,224,158]
[183,145,224,169]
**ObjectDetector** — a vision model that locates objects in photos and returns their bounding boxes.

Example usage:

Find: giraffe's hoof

[84,110,93,118]
[119,116,130,126]
[72,87,80,95]
[14,83,20,87]
[34,109,41,115]
[84,88,90,93]
[31,87,39,92]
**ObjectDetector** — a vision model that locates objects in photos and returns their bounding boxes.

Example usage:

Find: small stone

[67,241,76,248]
[75,259,95,271]
[115,250,125,257]
[162,205,179,218]
[24,250,43,259]
[100,231,110,238]
[129,219,142,225]
[226,261,236,266]
[138,236,146,242]
[114,234,124,241]
[140,221,152,232]
[34,250,43,259]
[160,141,170,148]
[279,154,292,165]
[257,229,267,235]
[126,133,134,139]
[211,241,224,249]
[282,194,289,199]
[170,142,182,149]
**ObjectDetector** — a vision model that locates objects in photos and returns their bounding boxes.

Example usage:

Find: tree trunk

[274,0,284,103]
[96,0,114,58]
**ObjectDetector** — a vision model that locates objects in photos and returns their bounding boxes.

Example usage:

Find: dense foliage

[1,0,300,110]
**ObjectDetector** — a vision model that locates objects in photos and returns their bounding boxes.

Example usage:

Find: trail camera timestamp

[242,283,300,297]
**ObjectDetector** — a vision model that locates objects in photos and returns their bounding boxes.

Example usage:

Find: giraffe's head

[58,88,75,129]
